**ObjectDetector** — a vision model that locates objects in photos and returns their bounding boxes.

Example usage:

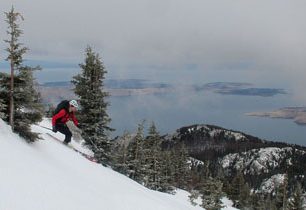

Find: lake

[108,86,306,146]
[32,66,306,146]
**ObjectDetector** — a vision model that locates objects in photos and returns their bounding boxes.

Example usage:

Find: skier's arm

[52,109,66,126]
[70,113,79,127]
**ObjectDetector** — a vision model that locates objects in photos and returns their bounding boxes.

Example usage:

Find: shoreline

[246,107,306,126]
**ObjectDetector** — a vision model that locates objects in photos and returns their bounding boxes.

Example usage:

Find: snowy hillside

[0,119,237,210]
[182,125,248,142]
[220,147,302,175]
[257,174,286,194]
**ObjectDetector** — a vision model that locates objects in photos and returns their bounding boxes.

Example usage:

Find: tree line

[110,121,306,210]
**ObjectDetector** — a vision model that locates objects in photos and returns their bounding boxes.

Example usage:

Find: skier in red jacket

[52,100,79,144]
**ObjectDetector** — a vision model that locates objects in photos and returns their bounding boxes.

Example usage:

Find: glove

[52,126,57,133]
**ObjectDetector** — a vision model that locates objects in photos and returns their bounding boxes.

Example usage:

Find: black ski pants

[55,123,72,143]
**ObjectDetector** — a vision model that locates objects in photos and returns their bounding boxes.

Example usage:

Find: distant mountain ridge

[163,124,306,191]
[163,124,302,160]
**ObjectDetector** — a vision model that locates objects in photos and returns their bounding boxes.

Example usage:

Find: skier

[52,100,79,144]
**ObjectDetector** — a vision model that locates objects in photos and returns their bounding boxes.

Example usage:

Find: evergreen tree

[200,177,223,210]
[159,150,175,193]
[113,122,173,193]
[0,73,10,120]
[250,192,276,210]
[0,95,7,119]
[275,174,289,210]
[142,122,170,191]
[229,171,250,209]
[2,7,43,142]
[266,194,278,210]
[171,143,190,189]
[13,66,43,141]
[189,190,201,206]
[45,103,55,118]
[189,159,214,192]
[112,130,131,174]
[72,46,113,164]
[240,182,251,208]
[4,6,27,129]
[252,193,266,210]
[288,181,304,210]
[221,177,231,197]
[126,122,146,183]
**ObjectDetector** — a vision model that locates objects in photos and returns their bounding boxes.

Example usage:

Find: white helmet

[69,100,79,109]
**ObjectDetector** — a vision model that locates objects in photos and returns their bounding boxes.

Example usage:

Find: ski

[46,133,98,163]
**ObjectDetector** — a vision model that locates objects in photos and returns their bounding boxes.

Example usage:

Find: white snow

[257,174,286,194]
[220,147,294,175]
[221,197,238,210]
[185,125,247,142]
[0,119,236,210]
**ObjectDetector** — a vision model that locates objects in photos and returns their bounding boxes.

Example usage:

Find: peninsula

[246,107,306,125]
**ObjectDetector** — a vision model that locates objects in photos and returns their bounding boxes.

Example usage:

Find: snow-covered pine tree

[0,95,6,119]
[45,104,55,118]
[72,46,113,164]
[112,130,132,174]
[14,66,43,142]
[3,7,43,142]
[199,177,223,210]
[229,170,250,208]
[189,190,201,206]
[0,65,43,143]
[159,150,175,193]
[126,122,146,183]
[0,73,10,120]
[275,173,289,210]
[171,143,190,189]
[142,122,164,191]
[288,181,304,210]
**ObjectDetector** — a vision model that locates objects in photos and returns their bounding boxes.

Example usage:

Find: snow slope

[0,119,237,210]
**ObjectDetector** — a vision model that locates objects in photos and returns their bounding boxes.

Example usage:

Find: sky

[1,0,306,102]
[0,118,238,210]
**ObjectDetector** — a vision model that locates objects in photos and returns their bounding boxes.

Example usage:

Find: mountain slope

[0,119,203,210]
[220,147,304,175]
[163,124,306,160]
[163,124,306,193]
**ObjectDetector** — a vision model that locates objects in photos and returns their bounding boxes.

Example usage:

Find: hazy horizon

[1,0,306,104]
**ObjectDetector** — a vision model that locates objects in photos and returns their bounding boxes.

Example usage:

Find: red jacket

[52,109,79,126]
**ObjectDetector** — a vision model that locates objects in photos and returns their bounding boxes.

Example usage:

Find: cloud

[1,0,306,101]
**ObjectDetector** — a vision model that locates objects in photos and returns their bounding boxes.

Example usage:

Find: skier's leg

[55,124,72,144]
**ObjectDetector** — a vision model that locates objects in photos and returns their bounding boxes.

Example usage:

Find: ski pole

[37,125,53,131]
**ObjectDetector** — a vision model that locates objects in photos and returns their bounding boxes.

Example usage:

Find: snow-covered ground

[0,118,238,210]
